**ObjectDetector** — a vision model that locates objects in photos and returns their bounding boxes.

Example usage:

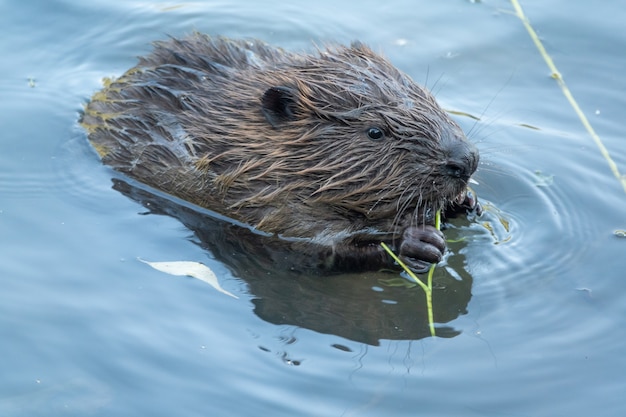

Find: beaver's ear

[261,86,298,128]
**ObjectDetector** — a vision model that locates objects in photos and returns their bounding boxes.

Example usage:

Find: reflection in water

[112,179,478,345]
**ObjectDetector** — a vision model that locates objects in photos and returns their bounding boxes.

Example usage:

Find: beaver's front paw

[398,225,446,273]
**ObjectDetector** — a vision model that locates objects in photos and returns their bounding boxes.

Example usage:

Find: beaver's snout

[443,139,479,183]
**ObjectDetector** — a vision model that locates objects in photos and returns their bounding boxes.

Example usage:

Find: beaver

[81,33,480,273]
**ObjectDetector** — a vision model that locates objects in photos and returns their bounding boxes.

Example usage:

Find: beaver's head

[244,43,478,222]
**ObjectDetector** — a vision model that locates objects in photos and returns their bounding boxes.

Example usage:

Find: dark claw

[445,188,482,218]
[400,258,432,274]
[398,225,445,272]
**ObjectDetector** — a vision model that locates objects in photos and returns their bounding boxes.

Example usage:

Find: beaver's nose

[443,139,479,183]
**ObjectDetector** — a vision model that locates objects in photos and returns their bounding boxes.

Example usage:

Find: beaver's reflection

[113,178,472,345]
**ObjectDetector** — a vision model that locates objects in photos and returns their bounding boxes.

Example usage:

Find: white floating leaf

[139,259,238,299]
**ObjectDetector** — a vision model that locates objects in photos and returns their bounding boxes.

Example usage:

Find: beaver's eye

[366,127,385,141]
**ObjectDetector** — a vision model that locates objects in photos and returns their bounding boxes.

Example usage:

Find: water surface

[1,1,625,416]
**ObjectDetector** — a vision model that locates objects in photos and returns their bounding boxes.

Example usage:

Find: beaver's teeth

[454,191,466,205]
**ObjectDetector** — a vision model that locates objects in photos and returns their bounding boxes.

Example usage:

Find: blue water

[2,1,626,416]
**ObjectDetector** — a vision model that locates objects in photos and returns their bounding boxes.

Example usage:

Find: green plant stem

[425,210,441,337]
[380,210,441,338]
[510,0,625,194]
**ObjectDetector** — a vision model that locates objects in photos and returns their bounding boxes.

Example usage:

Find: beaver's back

[83,36,302,219]
[82,35,297,176]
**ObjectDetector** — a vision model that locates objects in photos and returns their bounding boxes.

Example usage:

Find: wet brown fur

[81,33,478,271]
